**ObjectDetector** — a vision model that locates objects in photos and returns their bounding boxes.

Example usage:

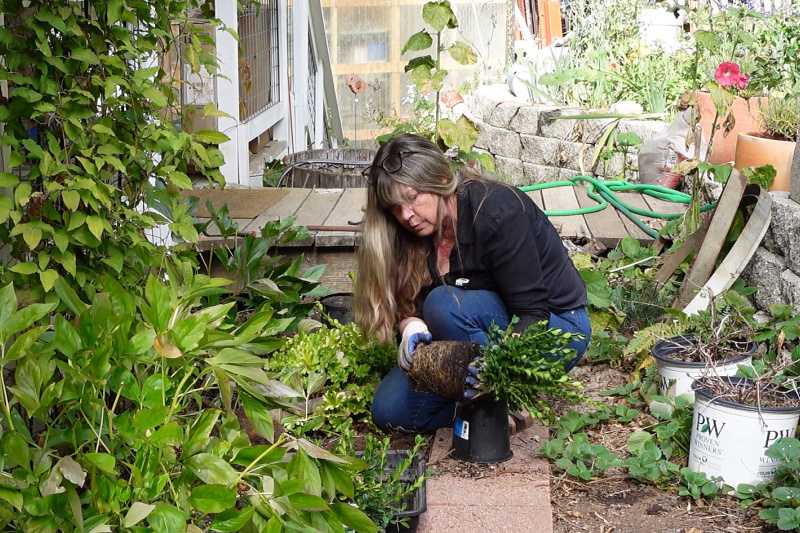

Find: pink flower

[715,62,749,89]
[736,72,750,90]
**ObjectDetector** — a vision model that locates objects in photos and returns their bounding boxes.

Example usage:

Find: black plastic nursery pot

[450,395,513,464]
[319,292,354,326]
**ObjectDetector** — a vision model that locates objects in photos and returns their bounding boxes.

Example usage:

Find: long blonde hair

[354,134,458,343]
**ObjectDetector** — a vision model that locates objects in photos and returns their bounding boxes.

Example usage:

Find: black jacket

[421,179,587,333]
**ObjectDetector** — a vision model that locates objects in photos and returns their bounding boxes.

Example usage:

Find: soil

[654,336,756,364]
[427,360,778,533]
[548,362,773,533]
[407,341,480,401]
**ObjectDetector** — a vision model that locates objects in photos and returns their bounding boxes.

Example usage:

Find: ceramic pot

[734,132,796,191]
[695,91,767,165]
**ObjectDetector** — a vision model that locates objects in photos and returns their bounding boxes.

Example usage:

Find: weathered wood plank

[642,193,688,230]
[286,189,344,247]
[524,189,544,210]
[626,189,664,235]
[574,185,631,248]
[316,188,367,247]
[240,188,312,233]
[540,185,591,240]
[614,191,658,242]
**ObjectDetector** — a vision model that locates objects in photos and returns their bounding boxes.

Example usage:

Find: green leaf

[185,409,221,457]
[189,484,237,514]
[2,301,55,344]
[61,190,80,212]
[0,173,19,187]
[209,507,255,532]
[6,325,49,361]
[71,48,99,64]
[141,86,168,108]
[329,503,380,533]
[287,492,329,512]
[86,215,105,240]
[240,394,274,442]
[694,29,722,55]
[187,454,238,485]
[151,421,183,447]
[133,406,169,433]
[627,430,654,453]
[1,431,30,472]
[8,262,37,275]
[0,486,23,511]
[193,130,230,144]
[438,116,478,153]
[123,502,156,528]
[448,41,477,65]
[422,1,455,32]
[147,503,186,533]
[401,30,433,54]
[39,269,59,292]
[84,453,118,475]
[7,152,24,169]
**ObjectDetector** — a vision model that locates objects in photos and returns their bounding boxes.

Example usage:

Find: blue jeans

[371,286,591,433]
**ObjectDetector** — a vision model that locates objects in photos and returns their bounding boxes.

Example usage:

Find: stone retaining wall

[741,192,800,314]
[468,85,667,185]
[466,84,800,316]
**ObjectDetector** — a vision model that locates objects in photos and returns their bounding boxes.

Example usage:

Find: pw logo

[696,413,726,438]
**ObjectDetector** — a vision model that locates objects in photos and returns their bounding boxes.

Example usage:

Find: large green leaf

[147,503,186,533]
[1,431,30,472]
[240,394,274,442]
[401,30,432,55]
[438,116,478,153]
[184,409,221,457]
[422,1,455,32]
[209,507,255,532]
[123,502,156,528]
[329,503,379,533]
[194,130,230,144]
[83,453,118,475]
[447,41,477,65]
[189,485,236,514]
[187,454,238,485]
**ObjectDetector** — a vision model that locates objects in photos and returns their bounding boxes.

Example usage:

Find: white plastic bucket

[652,335,755,399]
[689,377,800,488]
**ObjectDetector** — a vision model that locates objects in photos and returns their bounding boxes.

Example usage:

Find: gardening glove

[463,363,489,401]
[398,321,432,371]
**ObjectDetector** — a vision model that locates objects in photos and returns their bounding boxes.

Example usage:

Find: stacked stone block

[468,84,666,185]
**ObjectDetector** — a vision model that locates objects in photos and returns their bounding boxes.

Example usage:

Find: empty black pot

[319,293,354,326]
[450,395,513,463]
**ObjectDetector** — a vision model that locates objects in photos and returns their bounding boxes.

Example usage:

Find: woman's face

[390,184,439,237]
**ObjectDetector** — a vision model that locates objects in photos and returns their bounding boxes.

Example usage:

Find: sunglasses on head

[362,151,415,183]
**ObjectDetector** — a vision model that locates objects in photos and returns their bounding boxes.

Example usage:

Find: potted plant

[652,334,757,399]
[734,96,800,191]
[689,374,800,489]
[407,321,584,462]
[408,320,584,418]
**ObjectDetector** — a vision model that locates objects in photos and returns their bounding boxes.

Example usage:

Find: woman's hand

[398,320,433,371]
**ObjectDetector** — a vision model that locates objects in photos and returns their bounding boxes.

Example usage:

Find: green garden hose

[519,175,716,239]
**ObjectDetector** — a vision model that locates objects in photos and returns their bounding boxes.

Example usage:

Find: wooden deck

[194,185,688,292]
[197,185,688,248]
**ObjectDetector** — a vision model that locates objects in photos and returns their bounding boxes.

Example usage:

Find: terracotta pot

[734,132,796,191]
[695,91,767,165]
